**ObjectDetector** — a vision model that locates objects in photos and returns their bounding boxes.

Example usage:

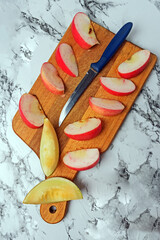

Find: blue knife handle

[91,22,133,73]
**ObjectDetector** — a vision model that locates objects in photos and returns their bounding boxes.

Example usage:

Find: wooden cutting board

[12,20,157,224]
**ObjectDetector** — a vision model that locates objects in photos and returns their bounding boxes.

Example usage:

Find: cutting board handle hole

[49,205,57,214]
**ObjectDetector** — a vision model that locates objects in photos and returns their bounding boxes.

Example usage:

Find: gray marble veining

[0,0,160,239]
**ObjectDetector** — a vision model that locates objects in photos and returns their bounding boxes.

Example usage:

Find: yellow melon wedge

[40,118,59,177]
[23,177,83,204]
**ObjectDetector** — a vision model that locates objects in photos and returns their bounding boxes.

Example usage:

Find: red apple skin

[56,44,77,77]
[71,12,98,49]
[64,118,102,141]
[19,94,45,128]
[19,101,38,128]
[118,59,150,78]
[100,77,136,96]
[41,62,64,95]
[118,50,150,78]
[64,155,100,171]
[89,97,125,116]
[100,83,131,96]
[63,149,100,171]
[71,13,91,49]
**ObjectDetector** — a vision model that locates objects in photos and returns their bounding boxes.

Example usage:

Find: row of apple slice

[20,73,134,130]
[18,93,125,131]
[41,60,137,97]
[40,49,150,96]
[60,51,151,170]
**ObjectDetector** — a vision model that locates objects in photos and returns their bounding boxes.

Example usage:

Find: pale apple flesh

[100,77,136,96]
[19,93,45,128]
[89,97,125,116]
[71,12,99,49]
[64,118,102,140]
[118,50,150,78]
[63,148,100,171]
[41,62,64,95]
[40,118,59,177]
[23,177,83,204]
[56,43,78,77]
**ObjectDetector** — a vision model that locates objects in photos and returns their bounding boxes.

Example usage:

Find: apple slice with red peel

[100,77,136,96]
[56,43,78,77]
[23,177,83,204]
[19,93,45,128]
[71,12,99,49]
[41,62,64,95]
[118,50,150,78]
[64,118,102,140]
[63,148,100,171]
[89,97,125,116]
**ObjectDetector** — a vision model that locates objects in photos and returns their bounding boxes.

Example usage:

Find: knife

[59,22,133,126]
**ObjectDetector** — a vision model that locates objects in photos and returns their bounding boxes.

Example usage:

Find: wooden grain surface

[12,21,157,224]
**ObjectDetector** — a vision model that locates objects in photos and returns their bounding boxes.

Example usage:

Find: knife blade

[59,22,133,126]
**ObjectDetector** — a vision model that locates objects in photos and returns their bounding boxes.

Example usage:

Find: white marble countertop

[0,0,160,239]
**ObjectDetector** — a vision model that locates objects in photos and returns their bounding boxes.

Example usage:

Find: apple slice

[41,62,64,95]
[63,148,100,171]
[100,77,136,96]
[89,97,125,116]
[56,43,78,77]
[19,93,45,128]
[71,12,99,49]
[23,177,83,204]
[40,118,59,177]
[64,118,102,140]
[118,50,150,78]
